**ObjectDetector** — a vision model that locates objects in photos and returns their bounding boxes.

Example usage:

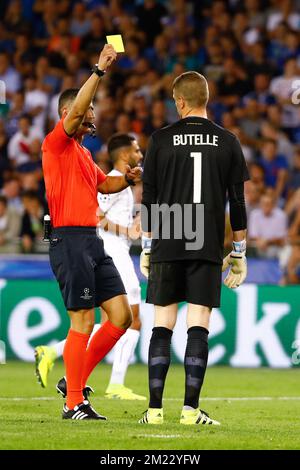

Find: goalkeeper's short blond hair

[173,71,209,108]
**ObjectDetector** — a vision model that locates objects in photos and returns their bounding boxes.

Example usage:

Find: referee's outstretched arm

[63,44,117,136]
[98,165,142,194]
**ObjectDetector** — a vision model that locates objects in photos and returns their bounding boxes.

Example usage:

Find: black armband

[228,182,247,231]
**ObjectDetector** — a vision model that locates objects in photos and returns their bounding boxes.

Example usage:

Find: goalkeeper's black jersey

[141,116,249,264]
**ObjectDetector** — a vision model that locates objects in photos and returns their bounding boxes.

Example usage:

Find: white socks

[51,339,65,358]
[109,329,140,386]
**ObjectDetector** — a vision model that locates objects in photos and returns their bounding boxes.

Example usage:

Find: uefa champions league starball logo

[80,288,92,300]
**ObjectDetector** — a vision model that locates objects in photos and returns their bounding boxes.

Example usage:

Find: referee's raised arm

[63,44,116,136]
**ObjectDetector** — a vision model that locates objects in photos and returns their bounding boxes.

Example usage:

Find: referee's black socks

[148,327,173,409]
[184,326,209,409]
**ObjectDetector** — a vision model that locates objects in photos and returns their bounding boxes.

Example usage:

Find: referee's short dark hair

[58,88,79,117]
[173,71,209,108]
[107,133,135,163]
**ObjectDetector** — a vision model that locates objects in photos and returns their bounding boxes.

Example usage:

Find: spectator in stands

[14,32,37,78]
[24,76,48,133]
[245,180,261,219]
[7,114,43,168]
[115,113,132,134]
[238,98,263,142]
[243,73,276,114]
[249,192,287,259]
[266,0,300,32]
[258,138,288,200]
[131,94,149,135]
[246,41,276,77]
[0,195,21,253]
[230,125,255,163]
[166,40,199,73]
[203,41,224,82]
[117,37,141,71]
[35,56,60,95]
[146,34,169,74]
[136,0,168,46]
[0,52,21,100]
[16,138,43,178]
[81,14,106,56]
[244,0,267,30]
[47,16,81,56]
[1,177,23,213]
[143,99,168,136]
[218,58,251,107]
[288,148,300,196]
[269,57,300,141]
[5,91,25,138]
[260,120,294,167]
[70,2,91,38]
[4,0,26,35]
[20,190,44,253]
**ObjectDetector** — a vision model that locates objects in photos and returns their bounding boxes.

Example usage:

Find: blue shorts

[49,226,126,310]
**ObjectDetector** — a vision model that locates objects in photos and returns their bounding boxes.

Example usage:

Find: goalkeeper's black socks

[184,326,209,409]
[148,327,173,408]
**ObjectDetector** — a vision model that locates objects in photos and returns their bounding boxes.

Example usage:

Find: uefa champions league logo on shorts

[80,288,92,300]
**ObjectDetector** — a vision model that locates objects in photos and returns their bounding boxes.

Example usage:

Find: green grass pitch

[1,361,300,450]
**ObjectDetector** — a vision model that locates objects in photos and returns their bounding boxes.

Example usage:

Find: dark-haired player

[140,71,248,425]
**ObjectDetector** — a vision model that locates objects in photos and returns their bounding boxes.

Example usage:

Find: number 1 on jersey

[191,152,202,203]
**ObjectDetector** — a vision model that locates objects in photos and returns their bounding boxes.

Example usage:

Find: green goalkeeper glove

[222,240,247,289]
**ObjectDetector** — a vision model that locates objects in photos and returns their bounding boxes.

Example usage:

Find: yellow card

[106,35,125,53]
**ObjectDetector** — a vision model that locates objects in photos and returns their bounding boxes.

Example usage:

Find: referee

[42,44,141,420]
[139,71,249,425]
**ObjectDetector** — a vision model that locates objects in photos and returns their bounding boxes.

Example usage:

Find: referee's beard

[74,123,93,142]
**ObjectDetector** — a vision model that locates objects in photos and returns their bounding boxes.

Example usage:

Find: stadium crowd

[0,0,299,283]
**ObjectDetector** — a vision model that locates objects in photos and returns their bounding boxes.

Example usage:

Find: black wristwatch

[91,64,106,77]
[125,173,136,186]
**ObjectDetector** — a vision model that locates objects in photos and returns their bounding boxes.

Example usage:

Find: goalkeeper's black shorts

[146,260,222,308]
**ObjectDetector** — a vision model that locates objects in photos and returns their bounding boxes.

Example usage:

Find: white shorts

[102,236,141,305]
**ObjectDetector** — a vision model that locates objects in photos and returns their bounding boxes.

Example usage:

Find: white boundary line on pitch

[3,396,300,402]
[136,434,181,439]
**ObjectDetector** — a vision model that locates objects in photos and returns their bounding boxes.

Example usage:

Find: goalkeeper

[139,71,249,426]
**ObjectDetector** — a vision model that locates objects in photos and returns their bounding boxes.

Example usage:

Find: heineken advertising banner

[0,279,300,367]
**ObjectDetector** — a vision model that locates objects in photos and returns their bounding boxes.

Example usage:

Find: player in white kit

[35,133,146,400]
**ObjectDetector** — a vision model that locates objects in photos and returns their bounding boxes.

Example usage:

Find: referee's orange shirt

[42,119,107,227]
